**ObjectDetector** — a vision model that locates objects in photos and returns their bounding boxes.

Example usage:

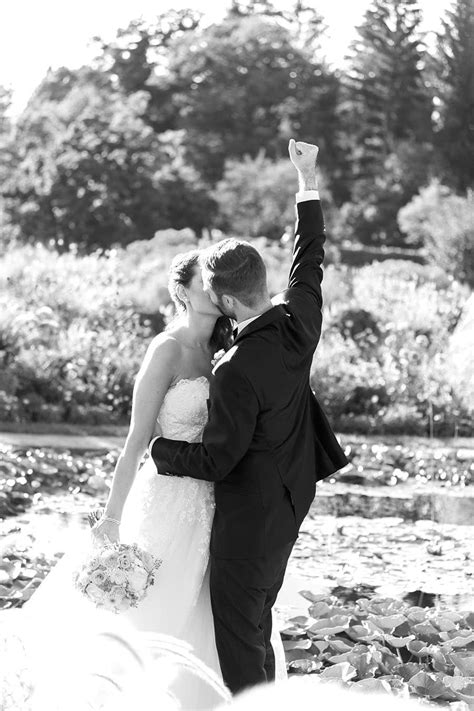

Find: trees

[1,69,215,251]
[338,0,435,245]
[1,3,471,255]
[345,0,432,176]
[161,14,340,185]
[432,0,474,191]
[0,86,18,249]
[97,8,342,191]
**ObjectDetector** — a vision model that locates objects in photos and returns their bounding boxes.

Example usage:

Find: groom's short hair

[200,238,268,308]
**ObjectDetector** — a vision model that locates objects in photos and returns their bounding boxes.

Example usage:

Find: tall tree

[96,10,343,191]
[433,0,474,191]
[0,86,17,247]
[0,86,12,136]
[229,0,327,57]
[336,0,436,245]
[159,14,340,184]
[345,0,433,179]
[94,10,202,134]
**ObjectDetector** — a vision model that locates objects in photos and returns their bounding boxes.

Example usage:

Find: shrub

[0,240,470,434]
[312,260,471,436]
[214,153,336,242]
[398,181,474,287]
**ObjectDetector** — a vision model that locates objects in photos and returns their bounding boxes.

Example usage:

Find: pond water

[1,490,472,615]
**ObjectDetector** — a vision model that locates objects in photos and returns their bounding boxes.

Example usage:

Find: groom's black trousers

[209,540,294,695]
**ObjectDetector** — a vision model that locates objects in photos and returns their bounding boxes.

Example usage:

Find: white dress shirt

[236,315,260,334]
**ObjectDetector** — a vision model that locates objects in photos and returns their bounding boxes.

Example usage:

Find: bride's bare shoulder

[143,332,183,371]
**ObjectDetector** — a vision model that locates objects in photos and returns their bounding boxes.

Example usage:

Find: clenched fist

[288,139,319,191]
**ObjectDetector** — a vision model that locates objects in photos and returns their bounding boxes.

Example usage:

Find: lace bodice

[158,376,210,443]
[121,376,215,563]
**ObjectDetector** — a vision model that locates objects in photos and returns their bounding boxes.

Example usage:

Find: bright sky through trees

[0,0,450,114]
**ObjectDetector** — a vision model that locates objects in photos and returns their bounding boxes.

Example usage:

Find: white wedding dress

[24,376,287,708]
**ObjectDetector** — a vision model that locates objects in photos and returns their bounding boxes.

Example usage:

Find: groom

[150,140,348,694]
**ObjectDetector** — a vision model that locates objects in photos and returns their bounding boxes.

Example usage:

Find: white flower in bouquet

[73,541,161,614]
[109,568,128,585]
[118,551,133,570]
[102,551,120,569]
[90,569,108,586]
[86,583,106,605]
[129,566,149,594]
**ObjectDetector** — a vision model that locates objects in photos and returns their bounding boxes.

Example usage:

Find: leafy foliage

[312,260,471,436]
[0,244,470,433]
[398,181,474,287]
[1,69,215,250]
[344,0,432,171]
[1,2,472,251]
[0,464,472,709]
[337,0,436,247]
[214,154,336,241]
[432,0,474,192]
[281,593,474,704]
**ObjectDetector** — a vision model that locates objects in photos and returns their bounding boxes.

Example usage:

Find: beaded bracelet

[102,516,121,525]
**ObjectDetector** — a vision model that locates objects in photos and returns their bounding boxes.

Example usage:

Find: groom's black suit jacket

[152,199,348,559]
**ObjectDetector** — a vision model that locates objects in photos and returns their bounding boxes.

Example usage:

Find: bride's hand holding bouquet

[90,508,121,544]
[72,509,162,614]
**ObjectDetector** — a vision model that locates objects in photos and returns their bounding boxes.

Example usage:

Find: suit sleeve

[150,362,258,481]
[281,199,326,344]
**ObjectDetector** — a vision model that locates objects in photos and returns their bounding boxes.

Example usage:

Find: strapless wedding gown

[25,376,287,707]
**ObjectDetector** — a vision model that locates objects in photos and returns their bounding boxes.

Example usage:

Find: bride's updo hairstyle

[168,249,234,355]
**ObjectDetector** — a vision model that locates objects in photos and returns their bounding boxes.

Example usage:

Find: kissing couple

[28,139,348,707]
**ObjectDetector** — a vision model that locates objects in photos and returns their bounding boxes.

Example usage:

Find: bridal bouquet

[73,541,162,614]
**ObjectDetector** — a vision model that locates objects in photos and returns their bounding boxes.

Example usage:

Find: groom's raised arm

[150,361,258,482]
[278,140,325,344]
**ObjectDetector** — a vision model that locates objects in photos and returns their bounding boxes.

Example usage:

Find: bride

[25,248,287,708]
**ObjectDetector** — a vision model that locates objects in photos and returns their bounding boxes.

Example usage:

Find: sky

[0,0,451,115]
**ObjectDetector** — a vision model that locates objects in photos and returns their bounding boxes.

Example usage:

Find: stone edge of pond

[314,482,474,526]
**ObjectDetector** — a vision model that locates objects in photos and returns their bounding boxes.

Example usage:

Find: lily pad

[408,670,456,701]
[327,639,354,654]
[371,614,407,631]
[319,662,357,682]
[299,590,331,604]
[283,639,313,652]
[309,602,334,619]
[444,677,474,705]
[287,616,312,628]
[285,648,317,663]
[308,615,351,637]
[280,626,308,641]
[351,678,392,694]
[394,663,428,681]
[412,621,442,645]
[463,612,474,629]
[450,652,474,677]
[407,639,432,657]
[385,634,415,648]
[288,659,322,674]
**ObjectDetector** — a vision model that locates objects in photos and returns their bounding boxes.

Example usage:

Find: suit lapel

[234,305,286,343]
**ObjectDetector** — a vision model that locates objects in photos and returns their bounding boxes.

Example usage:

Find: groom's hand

[288,139,319,192]
[152,422,162,439]
[148,422,162,453]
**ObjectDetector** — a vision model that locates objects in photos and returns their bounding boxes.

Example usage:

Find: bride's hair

[168,249,234,355]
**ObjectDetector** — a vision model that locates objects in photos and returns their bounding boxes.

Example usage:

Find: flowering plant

[72,541,161,613]
[211,348,226,368]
